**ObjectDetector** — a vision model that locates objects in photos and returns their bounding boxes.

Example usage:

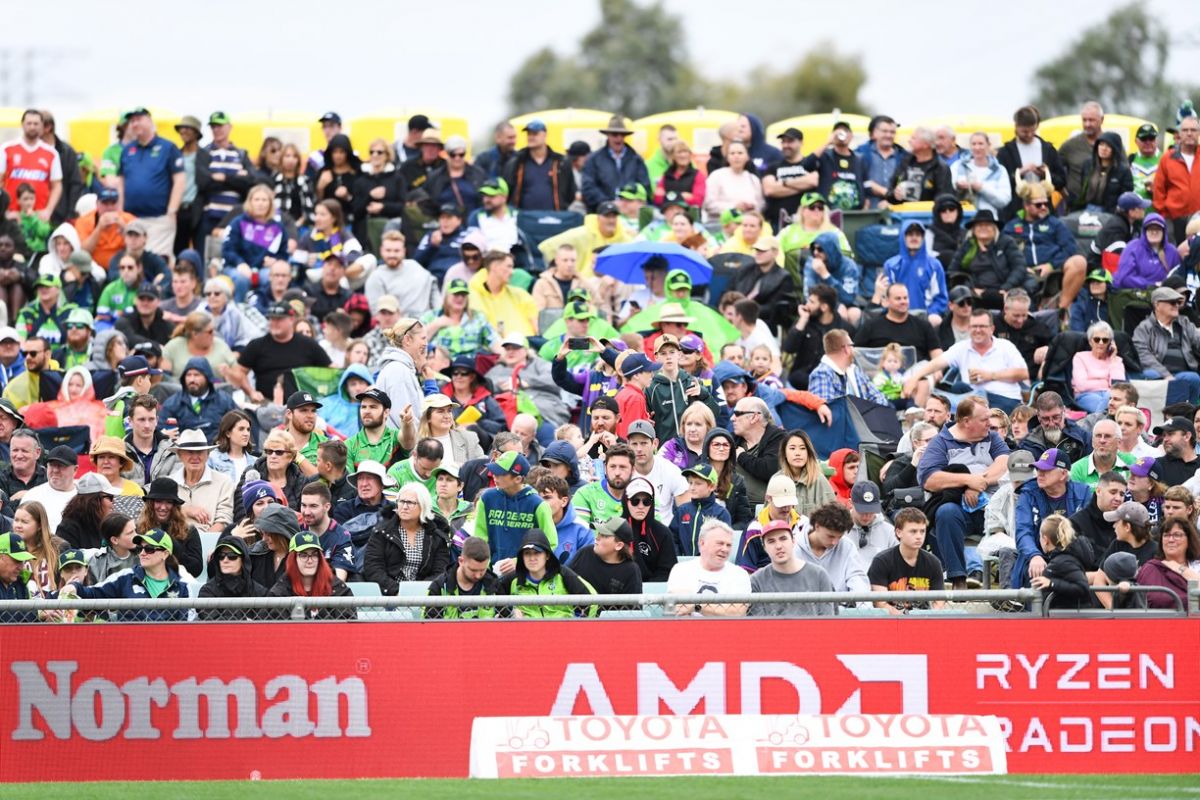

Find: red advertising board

[2,618,1197,782]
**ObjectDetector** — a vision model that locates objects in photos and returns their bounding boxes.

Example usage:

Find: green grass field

[8,775,1197,799]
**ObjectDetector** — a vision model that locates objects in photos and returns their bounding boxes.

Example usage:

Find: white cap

[0,326,19,343]
[765,474,798,507]
[499,334,528,349]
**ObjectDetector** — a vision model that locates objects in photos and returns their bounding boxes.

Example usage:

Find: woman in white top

[703,141,764,222]
[950,132,1012,215]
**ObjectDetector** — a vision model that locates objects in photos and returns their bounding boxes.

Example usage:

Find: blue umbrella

[594,241,713,286]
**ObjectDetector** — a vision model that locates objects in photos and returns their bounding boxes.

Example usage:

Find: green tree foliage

[710,43,868,122]
[1030,3,1181,122]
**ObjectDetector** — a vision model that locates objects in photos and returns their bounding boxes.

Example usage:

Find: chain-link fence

[4,583,1197,623]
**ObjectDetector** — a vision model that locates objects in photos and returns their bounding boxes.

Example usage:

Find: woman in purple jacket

[1114,213,1180,289]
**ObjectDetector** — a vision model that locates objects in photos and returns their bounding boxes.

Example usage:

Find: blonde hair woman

[376,318,427,429]
[162,310,236,381]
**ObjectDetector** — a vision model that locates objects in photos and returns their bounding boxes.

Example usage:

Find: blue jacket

[671,494,733,557]
[580,146,650,211]
[744,113,782,173]
[542,439,585,494]
[413,225,471,284]
[159,357,238,442]
[883,222,949,316]
[0,577,35,622]
[221,212,289,269]
[314,518,355,577]
[73,564,190,621]
[804,231,862,306]
[711,361,785,427]
[320,362,373,438]
[1012,480,1093,588]
[1068,292,1109,333]
[1002,212,1080,270]
[474,483,557,563]
[553,503,595,563]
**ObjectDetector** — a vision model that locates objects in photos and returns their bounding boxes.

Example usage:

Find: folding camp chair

[35,425,90,454]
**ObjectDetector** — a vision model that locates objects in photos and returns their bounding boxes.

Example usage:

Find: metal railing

[1044,584,1189,616]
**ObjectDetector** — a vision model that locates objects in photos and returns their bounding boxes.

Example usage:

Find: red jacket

[1152,147,1200,219]
[615,382,650,438]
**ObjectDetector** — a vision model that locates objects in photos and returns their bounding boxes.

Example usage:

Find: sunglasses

[731,409,758,417]
[448,151,466,158]
[20,350,42,357]
[628,495,653,507]
[65,324,89,330]
[217,551,242,562]
[451,370,474,378]
[463,253,482,262]
[1092,337,1111,343]
[806,203,826,211]
[368,149,387,155]
[264,448,291,456]
[1030,201,1050,209]
[204,290,224,296]
[134,544,167,555]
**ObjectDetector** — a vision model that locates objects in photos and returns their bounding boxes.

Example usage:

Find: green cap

[665,269,692,289]
[432,463,462,481]
[0,532,35,562]
[66,308,95,328]
[289,532,322,553]
[1086,269,1113,284]
[566,286,591,303]
[617,183,647,201]
[33,274,62,289]
[479,178,509,197]
[801,192,827,208]
[563,301,595,321]
[719,208,743,226]
[682,463,718,486]
[134,529,174,554]
[208,111,231,126]
[446,278,470,295]
[57,549,88,571]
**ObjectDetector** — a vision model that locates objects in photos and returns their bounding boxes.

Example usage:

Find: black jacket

[1067,498,1115,571]
[996,136,1067,221]
[49,137,84,226]
[1073,132,1133,213]
[116,309,174,347]
[267,571,356,620]
[502,147,575,211]
[1088,210,1135,270]
[196,144,258,215]
[627,513,677,582]
[728,263,796,330]
[58,514,104,550]
[232,457,307,522]
[173,526,205,581]
[425,562,504,619]
[782,314,854,388]
[249,539,288,591]
[362,512,452,596]
[1042,541,1092,609]
[948,232,1029,292]
[423,163,485,214]
[459,457,493,504]
[197,534,268,619]
[889,153,953,203]
[351,167,406,244]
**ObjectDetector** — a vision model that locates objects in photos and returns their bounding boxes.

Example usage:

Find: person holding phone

[1071,321,1125,414]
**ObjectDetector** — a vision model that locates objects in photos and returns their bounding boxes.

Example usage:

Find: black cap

[567,140,592,157]
[1153,416,1195,437]
[597,201,619,216]
[318,111,342,124]
[590,395,619,415]
[266,302,296,318]
[949,285,974,305]
[407,114,432,131]
[286,391,322,410]
[1136,123,1158,140]
[46,445,78,466]
[136,282,159,300]
[356,387,392,409]
[132,340,162,359]
[776,127,804,141]
[966,209,1000,228]
[0,398,23,424]
[438,203,464,217]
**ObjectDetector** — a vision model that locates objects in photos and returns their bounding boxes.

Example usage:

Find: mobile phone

[568,337,590,351]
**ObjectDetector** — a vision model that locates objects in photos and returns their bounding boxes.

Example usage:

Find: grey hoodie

[376,345,423,428]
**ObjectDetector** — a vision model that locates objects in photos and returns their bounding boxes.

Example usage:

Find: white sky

[9,0,1200,146]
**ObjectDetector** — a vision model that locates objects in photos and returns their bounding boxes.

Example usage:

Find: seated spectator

[749,519,834,617]
[21,445,78,531]
[363,482,452,596]
[947,210,1028,306]
[1069,269,1112,334]
[737,473,802,572]
[196,534,267,620]
[621,475,676,582]
[567,517,642,596]
[881,421,938,506]
[1134,287,1200,404]
[666,518,750,616]
[779,192,851,259]
[474,451,556,570]
[672,464,732,557]
[869,507,945,614]
[1072,322,1126,413]
[420,281,497,360]
[854,283,943,363]
[85,511,136,586]
[61,528,189,622]
[1069,420,1132,487]
[265,528,355,620]
[1115,404,1162,461]
[1029,514,1092,610]
[220,184,289,299]
[783,284,854,388]
[905,309,1028,413]
[167,430,234,534]
[950,132,1012,215]
[1021,391,1093,463]
[298,481,354,581]
[808,329,888,406]
[796,501,869,594]
[95,252,145,325]
[159,356,237,441]
[1013,448,1093,589]
[1114,213,1179,289]
[1153,415,1200,486]
[233,430,307,521]
[660,402,715,471]
[802,233,860,319]
[294,199,367,285]
[849,480,895,562]
[138,477,204,579]
[537,201,631,281]
[534,473,593,562]
[501,529,597,619]
[418,394,484,467]
[159,254,204,324]
[1070,470,1126,567]
[414,204,470,285]
[826,448,860,507]
[424,535,504,619]
[1002,183,1088,314]
[884,221,949,326]
[1136,516,1200,610]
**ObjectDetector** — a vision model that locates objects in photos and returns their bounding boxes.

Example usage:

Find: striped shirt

[203,144,247,218]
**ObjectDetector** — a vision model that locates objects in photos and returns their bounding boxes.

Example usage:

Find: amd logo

[550,656,929,716]
[10,661,371,741]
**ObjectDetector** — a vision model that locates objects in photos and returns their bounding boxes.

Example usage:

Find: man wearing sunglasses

[1133,285,1200,404]
[50,307,94,371]
[2,335,61,410]
[1001,185,1088,315]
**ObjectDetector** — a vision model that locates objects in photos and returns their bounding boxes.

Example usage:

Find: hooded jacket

[541,439,584,493]
[671,491,732,557]
[1075,131,1134,213]
[158,356,237,442]
[1012,480,1093,588]
[501,530,597,618]
[1040,538,1093,609]
[320,362,373,438]
[743,114,782,172]
[1113,212,1180,289]
[197,534,268,618]
[711,361,786,427]
[473,483,558,563]
[72,564,190,622]
[802,230,861,307]
[376,346,424,429]
[949,153,1012,215]
[1002,208,1081,271]
[350,162,406,242]
[413,222,470,284]
[363,510,452,596]
[827,448,857,506]
[646,367,718,444]
[883,223,949,316]
[929,194,965,268]
[948,227,1028,292]
[552,501,595,563]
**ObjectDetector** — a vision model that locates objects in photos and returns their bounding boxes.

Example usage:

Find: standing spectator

[0,109,62,221]
[230,302,331,404]
[761,127,816,226]
[950,132,1013,215]
[116,108,184,258]
[806,122,863,212]
[996,105,1066,222]
[425,136,485,216]
[614,353,658,438]
[1152,114,1200,244]
[393,114,432,165]
[474,121,517,180]
[399,129,446,195]
[888,128,953,204]
[703,141,764,222]
[272,143,315,227]
[858,115,905,209]
[580,115,650,213]
[1130,124,1161,202]
[503,119,575,212]
[37,110,82,226]
[351,138,406,249]
[1059,102,1106,200]
[1073,132,1133,213]
[195,112,256,246]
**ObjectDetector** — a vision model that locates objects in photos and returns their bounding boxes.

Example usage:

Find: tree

[710,44,868,123]
[1031,3,1177,122]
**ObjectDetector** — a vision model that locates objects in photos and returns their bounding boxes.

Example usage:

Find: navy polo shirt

[119,135,183,217]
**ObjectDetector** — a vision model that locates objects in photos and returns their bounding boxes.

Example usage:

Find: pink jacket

[1071,350,1125,394]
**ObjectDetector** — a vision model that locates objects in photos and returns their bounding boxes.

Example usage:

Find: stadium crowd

[1,100,1199,621]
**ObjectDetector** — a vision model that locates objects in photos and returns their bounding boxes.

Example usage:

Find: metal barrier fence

[4,581,1196,622]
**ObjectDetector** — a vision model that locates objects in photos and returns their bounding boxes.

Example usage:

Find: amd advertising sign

[1,619,1196,782]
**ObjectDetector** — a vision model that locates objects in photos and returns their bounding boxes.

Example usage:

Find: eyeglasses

[368,149,387,155]
[397,499,418,507]
[448,151,466,158]
[295,551,320,560]
[1092,337,1111,343]
[628,496,653,507]
[205,290,224,296]
[217,551,242,562]
[264,448,291,456]
[1030,201,1050,209]
[134,544,167,555]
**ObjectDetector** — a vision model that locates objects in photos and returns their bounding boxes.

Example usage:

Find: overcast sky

[9,0,1200,145]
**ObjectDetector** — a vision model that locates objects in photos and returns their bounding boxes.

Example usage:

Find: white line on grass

[931,776,1200,796]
